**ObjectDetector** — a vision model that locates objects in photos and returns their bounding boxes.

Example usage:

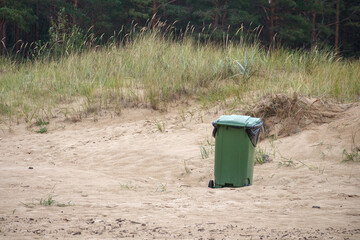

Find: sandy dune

[0,104,359,239]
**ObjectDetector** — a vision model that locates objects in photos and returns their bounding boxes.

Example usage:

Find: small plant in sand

[178,108,186,121]
[200,139,215,159]
[39,193,56,206]
[39,192,72,207]
[277,159,296,168]
[33,188,73,207]
[183,159,191,174]
[154,119,165,133]
[342,148,360,162]
[35,118,49,134]
[342,132,360,162]
[156,183,167,192]
[36,127,48,134]
[35,118,49,126]
[254,147,271,165]
[120,181,137,191]
[20,191,73,207]
[200,146,209,159]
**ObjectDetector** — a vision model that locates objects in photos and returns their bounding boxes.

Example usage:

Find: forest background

[1,0,360,58]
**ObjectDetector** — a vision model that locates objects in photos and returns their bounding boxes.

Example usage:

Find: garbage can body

[212,115,262,188]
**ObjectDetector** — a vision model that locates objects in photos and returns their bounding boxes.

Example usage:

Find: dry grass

[246,94,351,138]
[0,25,359,125]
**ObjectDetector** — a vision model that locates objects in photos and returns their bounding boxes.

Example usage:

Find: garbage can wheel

[208,180,214,188]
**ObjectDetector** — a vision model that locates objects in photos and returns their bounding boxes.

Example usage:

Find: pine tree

[79,0,124,36]
[0,0,37,55]
[155,0,190,29]
[339,0,360,56]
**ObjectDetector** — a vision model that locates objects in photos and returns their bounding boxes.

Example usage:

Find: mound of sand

[246,94,351,138]
[0,100,359,239]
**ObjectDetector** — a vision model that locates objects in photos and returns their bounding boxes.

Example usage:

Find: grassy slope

[0,31,359,124]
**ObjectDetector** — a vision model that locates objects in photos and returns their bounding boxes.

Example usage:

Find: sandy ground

[0,103,359,239]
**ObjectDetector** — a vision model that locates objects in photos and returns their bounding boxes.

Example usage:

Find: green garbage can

[208,115,263,188]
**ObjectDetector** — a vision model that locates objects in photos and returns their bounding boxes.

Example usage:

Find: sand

[0,103,359,239]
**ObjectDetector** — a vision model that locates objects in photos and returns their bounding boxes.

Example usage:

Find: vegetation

[39,193,56,206]
[120,181,137,191]
[21,192,72,208]
[254,147,271,165]
[0,1,359,125]
[156,182,167,192]
[154,119,166,132]
[183,159,191,174]
[342,148,360,162]
[35,118,49,133]
[200,139,215,159]
[200,146,210,159]
[0,25,359,125]
[342,133,360,162]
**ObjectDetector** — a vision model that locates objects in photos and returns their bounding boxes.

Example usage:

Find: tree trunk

[91,19,96,33]
[15,26,20,51]
[221,0,227,26]
[36,3,40,41]
[152,0,157,29]
[74,0,79,25]
[310,11,317,49]
[214,0,219,28]
[0,22,6,56]
[335,0,340,52]
[269,1,275,43]
[125,5,130,29]
[0,22,2,55]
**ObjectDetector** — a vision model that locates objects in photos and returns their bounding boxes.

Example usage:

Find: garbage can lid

[213,115,261,128]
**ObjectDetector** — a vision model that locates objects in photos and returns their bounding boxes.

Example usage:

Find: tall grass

[0,24,359,124]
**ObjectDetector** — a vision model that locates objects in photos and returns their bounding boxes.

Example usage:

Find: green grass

[342,149,360,162]
[0,26,359,124]
[342,133,360,163]
[154,119,166,133]
[23,193,72,207]
[156,182,167,192]
[36,127,48,134]
[254,147,271,165]
[35,118,49,126]
[39,194,56,206]
[38,194,72,207]
[200,146,210,159]
[35,117,49,133]
[200,138,215,159]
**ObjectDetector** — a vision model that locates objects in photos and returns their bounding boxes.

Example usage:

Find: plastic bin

[208,115,262,188]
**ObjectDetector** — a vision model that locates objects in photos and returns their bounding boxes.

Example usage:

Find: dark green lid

[213,115,261,128]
